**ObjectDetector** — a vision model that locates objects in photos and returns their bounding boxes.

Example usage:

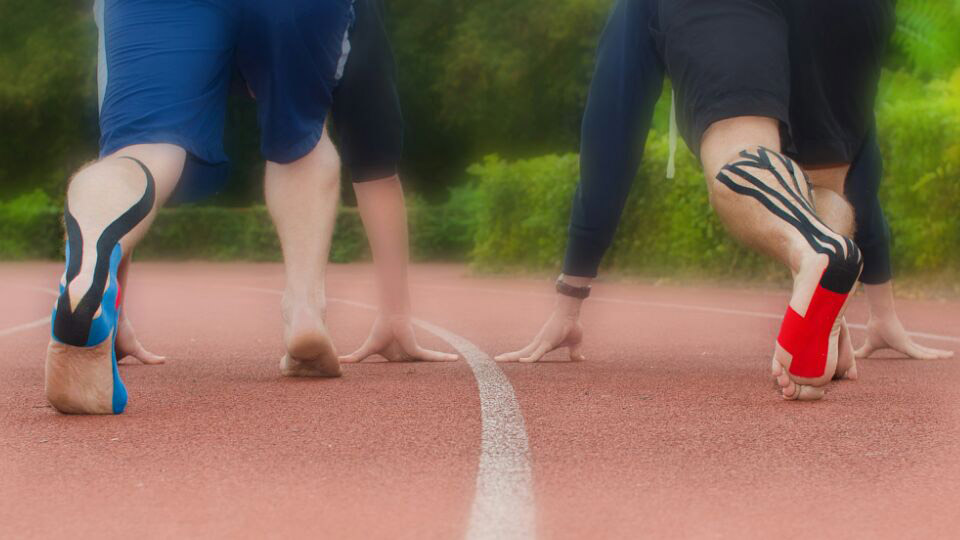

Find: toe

[795,384,826,401]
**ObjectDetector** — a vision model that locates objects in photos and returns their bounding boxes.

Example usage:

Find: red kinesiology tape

[777,284,849,378]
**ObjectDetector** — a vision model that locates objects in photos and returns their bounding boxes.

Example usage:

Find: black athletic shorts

[330,0,403,181]
[655,0,894,165]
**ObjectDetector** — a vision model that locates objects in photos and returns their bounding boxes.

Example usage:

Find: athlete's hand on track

[115,314,166,365]
[495,299,586,363]
[855,313,954,360]
[340,315,459,363]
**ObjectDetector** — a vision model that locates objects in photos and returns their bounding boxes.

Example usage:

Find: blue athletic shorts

[94,0,355,200]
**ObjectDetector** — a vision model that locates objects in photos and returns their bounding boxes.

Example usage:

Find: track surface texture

[1,262,958,539]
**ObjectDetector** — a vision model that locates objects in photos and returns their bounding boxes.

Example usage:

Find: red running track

[1,262,958,539]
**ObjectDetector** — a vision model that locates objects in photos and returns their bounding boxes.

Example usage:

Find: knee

[315,131,341,170]
[812,187,855,237]
[700,115,781,177]
[302,132,341,189]
[706,145,771,203]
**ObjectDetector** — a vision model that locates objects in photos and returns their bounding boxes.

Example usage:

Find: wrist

[555,294,584,318]
[556,275,592,300]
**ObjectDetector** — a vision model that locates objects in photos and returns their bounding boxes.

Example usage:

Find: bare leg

[265,128,341,377]
[701,117,862,401]
[46,144,184,414]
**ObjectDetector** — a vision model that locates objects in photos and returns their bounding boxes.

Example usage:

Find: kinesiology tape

[53,156,156,346]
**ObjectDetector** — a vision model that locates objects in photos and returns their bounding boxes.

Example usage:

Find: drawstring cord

[667,89,677,179]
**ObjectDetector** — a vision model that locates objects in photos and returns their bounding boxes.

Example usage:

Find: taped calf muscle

[715,147,860,275]
[53,157,156,346]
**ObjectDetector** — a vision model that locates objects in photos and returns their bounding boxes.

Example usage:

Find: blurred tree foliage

[0,0,98,201]
[890,0,960,77]
[0,0,957,203]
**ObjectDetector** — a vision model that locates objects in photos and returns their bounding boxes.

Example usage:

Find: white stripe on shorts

[335,3,354,81]
[94,0,108,112]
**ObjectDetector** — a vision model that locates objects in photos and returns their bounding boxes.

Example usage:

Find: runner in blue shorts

[46,0,356,415]
[118,0,459,368]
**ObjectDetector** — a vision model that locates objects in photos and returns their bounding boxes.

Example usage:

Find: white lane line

[407,283,960,345]
[237,287,536,540]
[2,284,540,538]
[0,317,50,338]
[0,287,56,339]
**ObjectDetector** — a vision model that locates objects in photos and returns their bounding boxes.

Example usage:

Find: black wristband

[555,278,591,299]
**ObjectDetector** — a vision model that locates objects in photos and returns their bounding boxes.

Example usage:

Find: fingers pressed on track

[414,347,459,362]
[520,341,551,363]
[495,340,540,363]
[339,341,379,363]
[122,345,166,365]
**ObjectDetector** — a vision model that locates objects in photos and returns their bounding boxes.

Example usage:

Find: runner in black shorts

[658,0,893,163]
[331,0,403,183]
[501,0,907,401]
[499,0,951,374]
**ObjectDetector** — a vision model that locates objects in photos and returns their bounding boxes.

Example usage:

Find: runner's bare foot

[46,158,155,414]
[280,305,340,377]
[46,244,129,415]
[46,339,118,415]
[772,246,862,401]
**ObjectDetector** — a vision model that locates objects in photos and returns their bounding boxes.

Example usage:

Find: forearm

[563,0,664,277]
[352,175,412,316]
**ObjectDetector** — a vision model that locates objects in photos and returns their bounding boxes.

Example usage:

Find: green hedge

[0,192,468,263]
[468,138,774,278]
[0,194,371,263]
[0,190,62,259]
[468,70,960,278]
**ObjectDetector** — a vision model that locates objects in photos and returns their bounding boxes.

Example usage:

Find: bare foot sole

[280,319,340,377]
[45,339,126,415]
[773,250,862,401]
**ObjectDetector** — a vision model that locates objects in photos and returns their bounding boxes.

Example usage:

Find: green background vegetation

[1,0,957,279]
